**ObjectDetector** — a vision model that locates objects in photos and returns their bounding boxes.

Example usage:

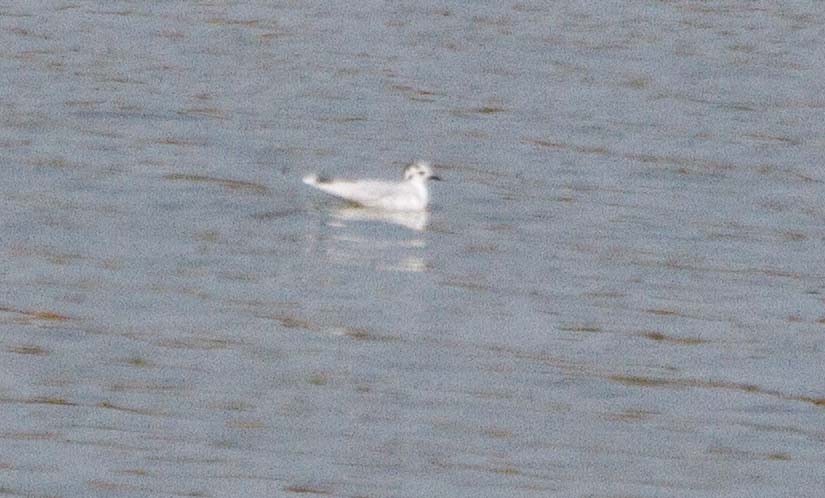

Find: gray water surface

[1,2,824,497]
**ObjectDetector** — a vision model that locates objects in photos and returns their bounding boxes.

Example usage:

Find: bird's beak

[430,175,443,181]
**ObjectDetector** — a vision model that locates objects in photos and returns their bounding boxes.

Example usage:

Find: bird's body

[303,161,441,211]
[303,177,429,211]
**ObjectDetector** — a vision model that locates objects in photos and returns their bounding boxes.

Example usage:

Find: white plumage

[303,160,441,211]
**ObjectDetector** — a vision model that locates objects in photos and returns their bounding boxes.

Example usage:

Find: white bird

[303,160,442,211]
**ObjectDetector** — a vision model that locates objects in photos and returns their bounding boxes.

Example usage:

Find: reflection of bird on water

[331,206,429,232]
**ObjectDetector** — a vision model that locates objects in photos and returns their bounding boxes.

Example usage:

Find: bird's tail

[302,174,319,186]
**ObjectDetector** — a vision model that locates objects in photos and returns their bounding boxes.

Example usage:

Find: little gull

[303,160,441,211]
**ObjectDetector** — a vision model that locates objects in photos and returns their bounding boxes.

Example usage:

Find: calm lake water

[1,1,824,497]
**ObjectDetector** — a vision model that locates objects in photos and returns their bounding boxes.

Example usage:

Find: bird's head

[403,160,442,182]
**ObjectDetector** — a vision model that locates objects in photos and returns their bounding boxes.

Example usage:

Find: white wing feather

[303,176,425,210]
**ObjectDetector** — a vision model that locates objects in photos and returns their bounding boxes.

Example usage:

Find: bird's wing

[307,179,402,206]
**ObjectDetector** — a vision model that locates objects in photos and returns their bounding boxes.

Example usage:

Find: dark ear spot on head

[317,175,332,183]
